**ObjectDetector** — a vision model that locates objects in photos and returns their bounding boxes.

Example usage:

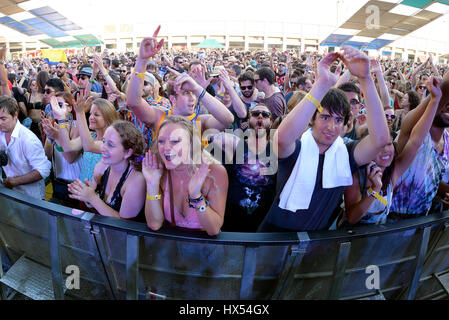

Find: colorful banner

[41,49,68,66]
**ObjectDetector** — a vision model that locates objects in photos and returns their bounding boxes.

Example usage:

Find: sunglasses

[418,86,426,90]
[121,70,127,73]
[386,114,396,119]
[57,66,65,69]
[250,111,271,118]
[144,81,151,86]
[79,75,89,80]
[44,89,54,94]
[240,85,253,90]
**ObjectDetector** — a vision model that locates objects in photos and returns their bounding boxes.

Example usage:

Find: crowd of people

[1,25,449,235]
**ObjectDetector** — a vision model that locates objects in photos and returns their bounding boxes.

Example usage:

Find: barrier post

[239,246,258,299]
[48,214,64,300]
[126,234,140,300]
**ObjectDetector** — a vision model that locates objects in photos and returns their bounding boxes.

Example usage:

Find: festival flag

[41,49,68,66]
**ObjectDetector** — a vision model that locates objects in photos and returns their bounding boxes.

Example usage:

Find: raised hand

[315,52,340,87]
[68,179,96,203]
[41,115,59,140]
[427,76,442,100]
[218,67,233,89]
[366,161,382,193]
[139,25,164,61]
[370,59,382,75]
[189,64,211,89]
[339,47,370,80]
[50,96,67,120]
[93,55,106,73]
[188,159,211,198]
[74,90,94,114]
[167,67,202,95]
[142,151,164,185]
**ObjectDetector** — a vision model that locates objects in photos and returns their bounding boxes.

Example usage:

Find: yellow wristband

[368,187,388,206]
[305,93,323,113]
[58,123,69,129]
[133,70,145,80]
[146,194,161,201]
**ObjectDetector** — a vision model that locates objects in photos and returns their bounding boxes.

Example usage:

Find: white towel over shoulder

[278,128,353,212]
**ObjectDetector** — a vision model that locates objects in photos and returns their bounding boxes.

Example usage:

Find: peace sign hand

[139,25,164,61]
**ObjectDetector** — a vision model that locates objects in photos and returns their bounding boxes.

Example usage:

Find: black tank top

[96,163,145,223]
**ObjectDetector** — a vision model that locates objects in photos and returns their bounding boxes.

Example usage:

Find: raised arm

[142,152,165,231]
[341,48,389,166]
[371,59,391,109]
[126,26,164,125]
[48,96,83,152]
[72,92,102,153]
[274,52,340,159]
[168,69,234,131]
[396,68,449,154]
[0,45,9,96]
[219,68,247,119]
[393,77,442,185]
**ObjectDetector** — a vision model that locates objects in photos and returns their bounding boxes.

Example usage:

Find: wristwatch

[197,199,210,213]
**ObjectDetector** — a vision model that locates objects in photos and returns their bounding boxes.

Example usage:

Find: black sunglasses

[240,85,253,90]
[250,111,271,118]
[44,89,54,94]
[144,81,150,86]
[419,85,426,90]
[386,114,396,119]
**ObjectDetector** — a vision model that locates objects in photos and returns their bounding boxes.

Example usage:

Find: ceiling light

[18,0,49,11]
[9,12,36,21]
[425,3,449,14]
[389,4,421,15]
[351,36,375,43]
[378,33,402,41]
[335,28,360,36]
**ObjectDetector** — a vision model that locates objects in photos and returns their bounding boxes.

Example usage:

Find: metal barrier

[1,185,449,300]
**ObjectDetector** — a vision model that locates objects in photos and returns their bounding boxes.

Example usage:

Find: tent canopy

[195,38,225,48]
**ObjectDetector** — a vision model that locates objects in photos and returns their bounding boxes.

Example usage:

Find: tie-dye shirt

[391,132,449,215]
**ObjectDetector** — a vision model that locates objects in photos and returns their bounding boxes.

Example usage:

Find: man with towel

[258,47,390,232]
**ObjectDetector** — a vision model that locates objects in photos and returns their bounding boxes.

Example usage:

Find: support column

[263,36,268,51]
[244,35,249,51]
[225,35,230,51]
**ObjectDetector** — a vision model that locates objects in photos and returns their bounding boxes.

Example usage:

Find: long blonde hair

[153,116,218,168]
[91,98,119,126]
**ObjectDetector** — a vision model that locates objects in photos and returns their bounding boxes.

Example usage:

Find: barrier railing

[1,185,449,300]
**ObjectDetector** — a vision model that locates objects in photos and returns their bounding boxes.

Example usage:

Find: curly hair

[111,120,145,171]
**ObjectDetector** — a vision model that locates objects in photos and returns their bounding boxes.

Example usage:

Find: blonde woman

[142,116,228,236]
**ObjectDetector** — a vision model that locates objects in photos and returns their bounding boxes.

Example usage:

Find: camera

[0,149,8,167]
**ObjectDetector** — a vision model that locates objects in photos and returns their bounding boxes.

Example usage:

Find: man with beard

[56,62,77,93]
[217,104,277,232]
[238,71,259,110]
[390,70,449,220]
